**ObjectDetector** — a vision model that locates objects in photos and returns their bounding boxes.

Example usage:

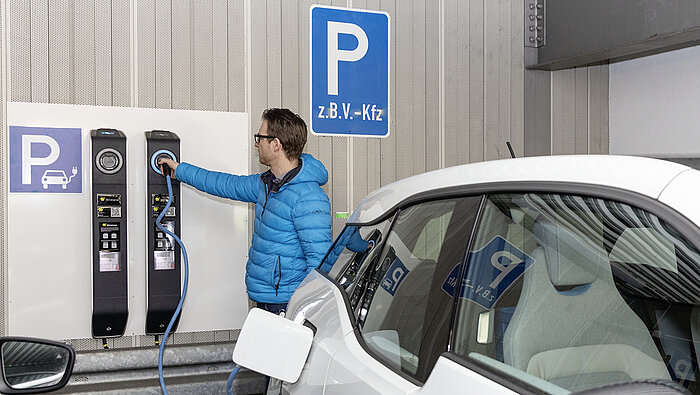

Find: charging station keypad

[98,222,121,272]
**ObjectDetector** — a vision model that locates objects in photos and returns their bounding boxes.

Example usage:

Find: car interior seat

[503,218,671,392]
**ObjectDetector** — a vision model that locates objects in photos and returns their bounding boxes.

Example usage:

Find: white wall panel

[609,45,700,156]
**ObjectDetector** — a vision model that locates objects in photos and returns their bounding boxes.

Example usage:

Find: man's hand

[158,158,179,178]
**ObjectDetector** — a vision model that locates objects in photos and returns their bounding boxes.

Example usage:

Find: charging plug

[159,162,172,178]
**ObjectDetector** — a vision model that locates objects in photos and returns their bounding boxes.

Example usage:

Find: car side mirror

[232,308,313,383]
[0,337,75,394]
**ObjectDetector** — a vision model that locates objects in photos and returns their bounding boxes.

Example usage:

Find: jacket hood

[289,153,328,187]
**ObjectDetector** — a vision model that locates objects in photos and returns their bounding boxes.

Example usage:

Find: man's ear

[271,138,283,154]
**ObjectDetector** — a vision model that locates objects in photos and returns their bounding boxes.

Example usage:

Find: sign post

[310,5,390,138]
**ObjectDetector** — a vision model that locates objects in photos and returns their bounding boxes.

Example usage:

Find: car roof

[348,155,693,224]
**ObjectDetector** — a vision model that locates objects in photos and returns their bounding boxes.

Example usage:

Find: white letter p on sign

[22,135,60,184]
[327,21,368,96]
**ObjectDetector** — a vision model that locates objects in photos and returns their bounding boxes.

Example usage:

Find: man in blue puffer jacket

[158,108,332,315]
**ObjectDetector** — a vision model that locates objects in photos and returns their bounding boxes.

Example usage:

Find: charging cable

[156,166,190,395]
[226,365,241,395]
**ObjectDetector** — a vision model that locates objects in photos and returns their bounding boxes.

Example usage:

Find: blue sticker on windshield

[380,257,409,296]
[461,236,534,309]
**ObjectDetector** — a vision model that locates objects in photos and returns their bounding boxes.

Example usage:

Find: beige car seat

[503,219,671,392]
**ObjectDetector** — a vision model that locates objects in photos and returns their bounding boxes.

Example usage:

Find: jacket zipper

[261,182,271,218]
[275,256,281,296]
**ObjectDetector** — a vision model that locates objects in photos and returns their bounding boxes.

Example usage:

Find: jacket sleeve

[175,162,260,203]
[293,192,333,274]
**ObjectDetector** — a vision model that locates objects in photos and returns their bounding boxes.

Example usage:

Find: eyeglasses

[254,134,277,143]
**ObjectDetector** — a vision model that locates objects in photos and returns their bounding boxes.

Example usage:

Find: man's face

[255,120,274,166]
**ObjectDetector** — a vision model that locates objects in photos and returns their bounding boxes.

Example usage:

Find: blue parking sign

[310,5,390,137]
[380,257,409,296]
[461,236,535,309]
[9,126,82,193]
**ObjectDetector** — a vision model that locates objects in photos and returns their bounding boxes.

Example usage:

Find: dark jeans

[255,301,288,393]
[256,302,288,316]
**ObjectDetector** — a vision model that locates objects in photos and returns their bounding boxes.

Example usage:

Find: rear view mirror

[0,337,75,394]
[232,308,313,383]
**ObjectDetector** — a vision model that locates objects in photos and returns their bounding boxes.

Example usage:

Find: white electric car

[2,155,698,394]
[236,155,699,395]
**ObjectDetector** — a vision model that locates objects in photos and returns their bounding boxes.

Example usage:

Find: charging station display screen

[99,250,121,272]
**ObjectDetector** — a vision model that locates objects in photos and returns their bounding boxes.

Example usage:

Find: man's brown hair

[262,108,307,160]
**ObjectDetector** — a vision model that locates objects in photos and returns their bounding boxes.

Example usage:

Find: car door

[323,196,483,394]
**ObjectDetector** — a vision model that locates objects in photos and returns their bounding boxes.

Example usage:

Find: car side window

[357,196,481,383]
[452,193,700,394]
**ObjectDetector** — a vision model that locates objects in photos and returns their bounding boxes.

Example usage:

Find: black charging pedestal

[91,128,129,338]
[145,130,182,335]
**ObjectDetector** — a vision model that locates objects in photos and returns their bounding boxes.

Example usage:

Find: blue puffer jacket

[175,153,332,303]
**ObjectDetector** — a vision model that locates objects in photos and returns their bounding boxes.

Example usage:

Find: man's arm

[293,194,332,273]
[159,158,259,203]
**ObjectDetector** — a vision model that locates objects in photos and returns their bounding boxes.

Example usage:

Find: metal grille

[64,330,239,352]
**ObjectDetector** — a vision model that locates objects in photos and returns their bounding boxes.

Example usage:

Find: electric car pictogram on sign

[9,126,82,193]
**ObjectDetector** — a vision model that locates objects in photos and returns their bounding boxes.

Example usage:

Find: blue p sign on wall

[310,5,390,137]
[9,126,82,193]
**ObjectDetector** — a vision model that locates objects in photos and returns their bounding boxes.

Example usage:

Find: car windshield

[44,171,64,177]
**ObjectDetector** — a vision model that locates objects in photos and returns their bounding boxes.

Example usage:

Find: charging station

[145,131,182,335]
[91,128,129,338]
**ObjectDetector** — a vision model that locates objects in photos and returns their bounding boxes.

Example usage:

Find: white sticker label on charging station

[99,252,121,272]
[154,251,175,270]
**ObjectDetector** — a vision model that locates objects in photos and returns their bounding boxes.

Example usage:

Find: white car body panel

[324,329,418,394]
[414,356,516,395]
[280,272,356,393]
[349,155,689,224]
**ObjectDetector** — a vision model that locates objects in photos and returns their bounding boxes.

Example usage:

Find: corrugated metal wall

[0,0,608,348]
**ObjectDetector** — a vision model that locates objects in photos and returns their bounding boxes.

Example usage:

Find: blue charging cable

[226,365,240,395]
[156,174,190,395]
